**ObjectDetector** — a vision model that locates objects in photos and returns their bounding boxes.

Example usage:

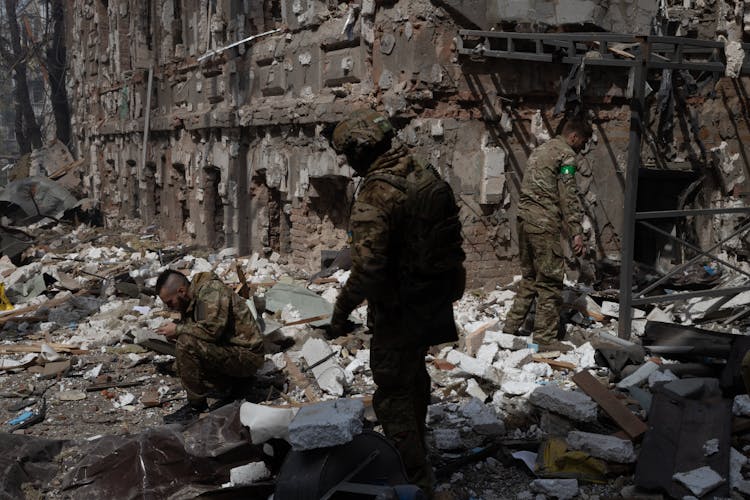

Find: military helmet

[331,109,394,157]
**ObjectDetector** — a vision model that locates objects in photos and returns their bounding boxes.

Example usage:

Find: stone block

[322,47,363,87]
[460,398,505,436]
[566,430,636,463]
[288,398,364,450]
[479,142,505,205]
[616,361,660,389]
[529,385,597,422]
[530,478,579,500]
[433,428,463,450]
[672,466,725,497]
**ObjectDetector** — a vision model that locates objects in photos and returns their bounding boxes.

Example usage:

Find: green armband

[560,164,576,175]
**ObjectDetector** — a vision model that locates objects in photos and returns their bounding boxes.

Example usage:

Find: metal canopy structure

[457,30,750,338]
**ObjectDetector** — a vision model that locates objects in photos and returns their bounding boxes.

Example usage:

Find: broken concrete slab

[529,385,597,422]
[529,478,579,500]
[647,368,678,388]
[616,361,660,389]
[566,430,637,463]
[459,398,505,435]
[662,378,721,399]
[300,337,345,396]
[672,466,725,497]
[288,398,364,450]
[483,331,528,350]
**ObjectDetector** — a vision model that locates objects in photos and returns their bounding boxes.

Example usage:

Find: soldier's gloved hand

[325,312,357,340]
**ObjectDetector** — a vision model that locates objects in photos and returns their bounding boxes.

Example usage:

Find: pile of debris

[1,218,750,498]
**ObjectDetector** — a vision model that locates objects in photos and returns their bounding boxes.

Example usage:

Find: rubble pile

[1,219,750,498]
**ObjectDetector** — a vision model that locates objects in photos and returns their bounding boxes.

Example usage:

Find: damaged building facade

[64,0,750,285]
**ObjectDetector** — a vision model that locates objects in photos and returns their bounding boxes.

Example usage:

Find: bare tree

[45,0,70,147]
[0,0,44,153]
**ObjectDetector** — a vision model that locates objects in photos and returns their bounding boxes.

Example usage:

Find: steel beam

[636,207,750,219]
[618,40,648,339]
[631,286,750,306]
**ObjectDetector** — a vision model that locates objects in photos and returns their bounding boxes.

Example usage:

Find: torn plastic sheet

[62,402,265,499]
[264,283,333,327]
[0,434,64,500]
[0,176,78,225]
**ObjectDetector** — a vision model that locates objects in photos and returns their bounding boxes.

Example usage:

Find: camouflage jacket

[334,143,458,346]
[176,272,263,351]
[518,136,584,236]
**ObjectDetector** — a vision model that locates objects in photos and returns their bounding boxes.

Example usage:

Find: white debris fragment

[83,363,103,379]
[522,362,553,378]
[646,307,673,323]
[466,378,488,401]
[484,331,528,350]
[228,461,271,486]
[113,392,135,409]
[530,478,579,500]
[672,466,725,497]
[733,394,750,416]
[239,403,298,444]
[730,447,748,491]
[476,343,499,365]
[703,438,719,456]
[566,431,637,463]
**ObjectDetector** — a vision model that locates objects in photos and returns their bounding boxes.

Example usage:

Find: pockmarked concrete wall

[66,0,750,286]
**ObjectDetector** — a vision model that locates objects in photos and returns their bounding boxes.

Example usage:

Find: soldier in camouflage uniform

[328,109,463,496]
[156,269,265,423]
[503,119,591,352]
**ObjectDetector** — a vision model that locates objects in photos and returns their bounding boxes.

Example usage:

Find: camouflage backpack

[364,161,466,307]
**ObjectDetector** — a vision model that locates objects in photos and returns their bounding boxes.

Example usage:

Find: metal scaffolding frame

[457,30,750,338]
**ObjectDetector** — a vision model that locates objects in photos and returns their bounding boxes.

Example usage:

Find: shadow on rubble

[1,402,280,499]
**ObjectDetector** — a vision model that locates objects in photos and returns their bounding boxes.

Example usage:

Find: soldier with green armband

[504,118,592,352]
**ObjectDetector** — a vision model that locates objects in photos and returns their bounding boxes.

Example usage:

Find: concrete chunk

[484,331,528,350]
[460,398,505,436]
[300,338,345,396]
[733,394,750,416]
[530,479,579,500]
[288,398,364,450]
[672,466,725,497]
[616,361,660,389]
[566,430,636,463]
[466,378,488,401]
[529,385,597,422]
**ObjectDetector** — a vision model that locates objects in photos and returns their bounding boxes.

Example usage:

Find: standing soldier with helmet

[326,109,466,496]
[503,118,592,352]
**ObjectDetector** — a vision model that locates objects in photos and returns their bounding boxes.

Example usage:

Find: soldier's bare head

[561,118,593,153]
[156,270,191,312]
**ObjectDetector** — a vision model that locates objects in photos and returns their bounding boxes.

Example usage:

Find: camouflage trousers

[370,339,435,495]
[175,334,263,406]
[505,221,564,345]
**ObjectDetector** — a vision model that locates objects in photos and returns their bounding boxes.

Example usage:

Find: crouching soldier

[156,269,265,424]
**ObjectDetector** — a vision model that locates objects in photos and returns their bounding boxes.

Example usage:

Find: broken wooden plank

[283,353,319,403]
[283,314,330,327]
[312,277,339,285]
[0,342,86,354]
[85,380,145,392]
[572,369,648,440]
[532,356,576,371]
[0,290,86,325]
